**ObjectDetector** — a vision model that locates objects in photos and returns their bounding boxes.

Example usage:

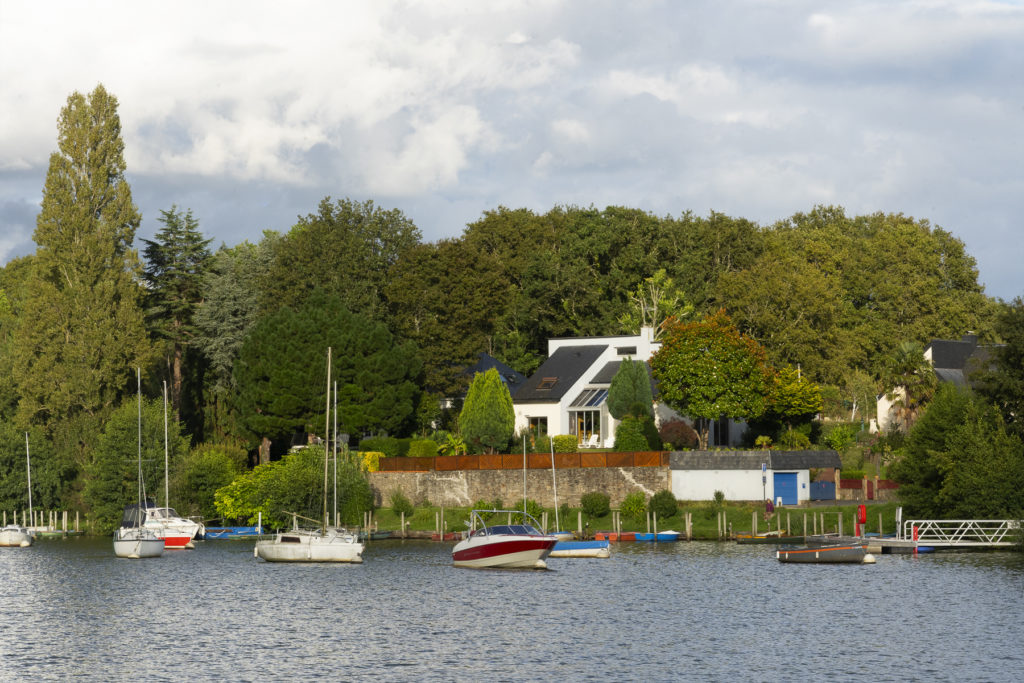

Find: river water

[2,536,1023,681]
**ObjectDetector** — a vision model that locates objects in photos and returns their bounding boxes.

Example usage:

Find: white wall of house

[872,387,903,434]
[671,468,811,502]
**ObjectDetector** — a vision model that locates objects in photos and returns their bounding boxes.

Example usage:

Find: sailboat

[141,381,201,548]
[0,433,35,548]
[113,369,165,559]
[254,348,364,563]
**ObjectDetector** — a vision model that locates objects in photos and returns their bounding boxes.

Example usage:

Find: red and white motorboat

[143,503,202,549]
[452,510,558,569]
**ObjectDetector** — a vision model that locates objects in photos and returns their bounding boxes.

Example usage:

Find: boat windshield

[479,524,539,536]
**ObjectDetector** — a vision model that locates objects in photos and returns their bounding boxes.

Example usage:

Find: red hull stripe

[159,534,192,548]
[453,539,556,562]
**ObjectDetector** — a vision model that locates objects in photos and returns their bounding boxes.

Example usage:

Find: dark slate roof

[927,335,1002,388]
[670,450,841,471]
[464,352,527,394]
[513,345,608,403]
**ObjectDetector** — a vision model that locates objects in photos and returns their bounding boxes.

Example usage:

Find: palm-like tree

[883,341,937,432]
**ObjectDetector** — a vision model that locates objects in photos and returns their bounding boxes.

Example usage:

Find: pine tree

[14,84,153,432]
[607,357,654,419]
[142,206,212,422]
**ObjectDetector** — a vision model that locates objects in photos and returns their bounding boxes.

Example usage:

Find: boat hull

[113,528,164,559]
[452,537,556,569]
[0,526,34,547]
[549,540,611,558]
[776,544,874,564]
[255,531,364,563]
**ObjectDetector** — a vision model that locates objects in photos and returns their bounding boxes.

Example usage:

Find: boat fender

[862,553,877,564]
[253,545,258,558]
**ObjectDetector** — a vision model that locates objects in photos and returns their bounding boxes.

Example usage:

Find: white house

[670,450,842,504]
[873,333,999,433]
[512,327,745,448]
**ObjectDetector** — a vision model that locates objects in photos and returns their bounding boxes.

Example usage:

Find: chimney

[962,331,978,347]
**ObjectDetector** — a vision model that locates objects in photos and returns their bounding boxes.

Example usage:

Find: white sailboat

[141,381,202,548]
[0,433,35,548]
[113,369,164,559]
[254,348,364,563]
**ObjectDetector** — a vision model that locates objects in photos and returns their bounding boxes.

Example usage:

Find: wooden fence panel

[455,455,479,470]
[606,452,635,468]
[478,454,503,470]
[580,452,606,468]
[633,451,662,467]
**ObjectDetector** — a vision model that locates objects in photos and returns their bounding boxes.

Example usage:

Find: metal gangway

[899,519,1022,548]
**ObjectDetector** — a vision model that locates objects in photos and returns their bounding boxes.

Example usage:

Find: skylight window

[537,377,558,390]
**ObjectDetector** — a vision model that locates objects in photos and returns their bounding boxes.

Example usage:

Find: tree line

[1,84,1020,527]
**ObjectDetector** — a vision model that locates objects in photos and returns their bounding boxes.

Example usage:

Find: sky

[1,0,1022,300]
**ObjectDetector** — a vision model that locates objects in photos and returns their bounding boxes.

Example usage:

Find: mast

[163,380,169,510]
[522,434,527,517]
[323,347,332,531]
[333,380,338,527]
[550,438,559,532]
[137,368,143,511]
[25,432,32,525]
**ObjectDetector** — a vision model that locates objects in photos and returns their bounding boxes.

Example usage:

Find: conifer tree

[142,206,213,422]
[14,84,152,434]
[459,368,515,454]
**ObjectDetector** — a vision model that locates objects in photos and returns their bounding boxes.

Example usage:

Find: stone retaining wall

[368,466,671,508]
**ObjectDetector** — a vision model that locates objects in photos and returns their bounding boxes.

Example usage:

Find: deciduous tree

[651,310,772,449]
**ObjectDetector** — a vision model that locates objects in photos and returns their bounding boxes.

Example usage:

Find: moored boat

[549,540,611,558]
[635,530,681,542]
[113,504,164,559]
[736,531,803,544]
[595,531,636,541]
[205,525,263,539]
[452,509,557,569]
[254,525,364,563]
[0,524,34,548]
[776,543,876,564]
[143,503,201,548]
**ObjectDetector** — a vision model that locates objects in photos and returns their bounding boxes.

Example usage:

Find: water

[3,537,1024,681]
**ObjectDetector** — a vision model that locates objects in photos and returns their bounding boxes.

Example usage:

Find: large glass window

[528,416,547,438]
[570,410,600,446]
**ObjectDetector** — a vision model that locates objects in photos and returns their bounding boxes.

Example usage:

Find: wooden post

[542,511,548,532]
[435,511,439,538]
[578,510,582,537]
[803,513,807,538]
[653,511,658,537]
[838,511,843,537]
[441,507,445,536]
[777,513,781,534]
[878,512,883,536]
[786,512,791,536]
[2,511,5,526]
[646,510,651,534]
[752,510,757,536]
[717,510,722,539]
[687,512,692,541]
[75,510,79,532]
[401,512,406,539]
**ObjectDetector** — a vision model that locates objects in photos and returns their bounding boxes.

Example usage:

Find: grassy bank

[367,501,904,541]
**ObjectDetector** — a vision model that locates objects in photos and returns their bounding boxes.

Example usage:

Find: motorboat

[113,504,164,559]
[254,524,364,563]
[549,540,611,558]
[452,509,558,569]
[143,503,202,549]
[635,530,681,542]
[0,524,34,548]
[776,543,876,564]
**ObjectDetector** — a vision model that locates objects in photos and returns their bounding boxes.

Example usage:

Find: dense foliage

[649,489,679,519]
[581,491,611,518]
[607,358,654,420]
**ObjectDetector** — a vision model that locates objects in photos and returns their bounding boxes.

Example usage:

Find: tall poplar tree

[14,84,152,437]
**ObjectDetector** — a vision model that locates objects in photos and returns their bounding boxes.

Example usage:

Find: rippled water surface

[3,537,1024,681]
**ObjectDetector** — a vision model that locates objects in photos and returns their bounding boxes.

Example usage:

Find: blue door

[773,472,798,505]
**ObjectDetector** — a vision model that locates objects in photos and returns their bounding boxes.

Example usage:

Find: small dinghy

[776,543,876,564]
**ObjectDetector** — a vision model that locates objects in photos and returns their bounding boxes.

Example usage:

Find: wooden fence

[378,451,670,472]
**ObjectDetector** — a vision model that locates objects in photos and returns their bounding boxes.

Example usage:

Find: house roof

[464,352,527,393]
[927,334,1001,387]
[670,449,841,471]
[513,345,608,403]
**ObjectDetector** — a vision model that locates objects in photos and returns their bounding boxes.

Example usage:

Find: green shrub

[552,434,577,453]
[613,417,649,451]
[512,498,544,523]
[558,502,572,522]
[358,436,400,458]
[581,491,610,517]
[621,491,647,520]
[389,490,414,517]
[396,438,412,457]
[824,423,858,452]
[659,419,698,450]
[841,469,866,480]
[777,428,812,450]
[649,489,678,519]
[408,439,439,458]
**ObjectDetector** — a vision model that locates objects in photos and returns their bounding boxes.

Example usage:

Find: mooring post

[838,511,843,537]
[717,511,721,540]
[75,510,79,532]
[752,510,757,536]
[401,512,405,539]
[786,512,791,536]
[578,510,582,537]
[653,511,658,537]
[879,512,883,536]
[646,510,651,534]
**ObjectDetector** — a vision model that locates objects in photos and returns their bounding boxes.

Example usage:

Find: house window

[528,417,547,438]
[537,377,558,390]
[570,388,608,408]
[570,410,600,446]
